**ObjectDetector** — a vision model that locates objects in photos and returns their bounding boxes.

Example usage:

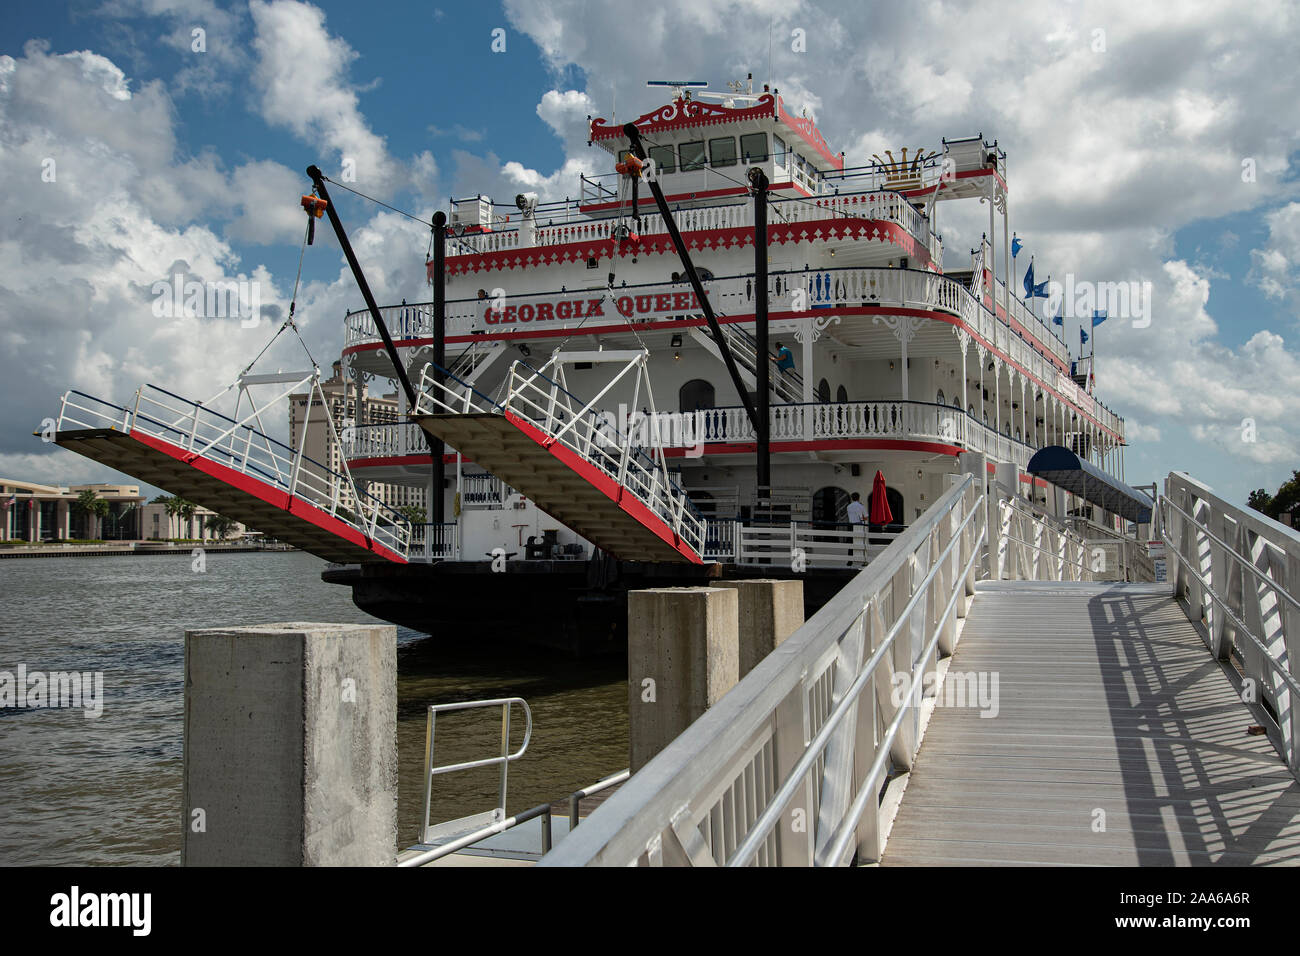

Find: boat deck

[882,581,1300,866]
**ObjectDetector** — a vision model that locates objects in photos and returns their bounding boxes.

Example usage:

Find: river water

[0,551,627,865]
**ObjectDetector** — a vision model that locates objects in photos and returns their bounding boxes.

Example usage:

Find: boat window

[680,141,706,171]
[648,145,676,175]
[709,137,737,168]
[936,389,945,405]
[818,379,831,403]
[774,136,787,171]
[740,132,768,163]
[836,385,848,403]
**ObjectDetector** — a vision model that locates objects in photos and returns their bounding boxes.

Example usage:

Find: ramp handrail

[56,385,412,558]
[995,489,1092,581]
[417,697,532,847]
[1160,471,1300,772]
[415,357,707,559]
[539,475,986,867]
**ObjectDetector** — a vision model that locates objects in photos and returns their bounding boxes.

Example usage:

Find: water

[0,551,626,865]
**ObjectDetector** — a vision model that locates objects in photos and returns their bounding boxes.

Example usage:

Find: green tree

[1247,471,1300,522]
[396,505,426,525]
[71,489,109,539]
[1247,489,1273,514]
[204,514,237,539]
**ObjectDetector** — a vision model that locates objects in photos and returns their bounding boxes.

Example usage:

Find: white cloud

[248,0,398,192]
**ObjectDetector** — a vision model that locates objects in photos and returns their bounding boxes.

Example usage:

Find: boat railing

[344,266,1120,438]
[1160,471,1300,773]
[446,186,937,265]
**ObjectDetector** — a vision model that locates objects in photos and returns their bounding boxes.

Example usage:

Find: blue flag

[1023,258,1035,299]
[1031,275,1050,299]
[1051,303,1063,326]
[1080,327,1089,345]
[1011,235,1022,258]
[1092,310,1108,327]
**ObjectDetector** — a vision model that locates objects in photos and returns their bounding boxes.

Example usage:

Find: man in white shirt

[846,492,867,526]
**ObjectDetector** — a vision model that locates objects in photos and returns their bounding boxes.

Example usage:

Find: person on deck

[847,492,867,527]
[773,342,795,377]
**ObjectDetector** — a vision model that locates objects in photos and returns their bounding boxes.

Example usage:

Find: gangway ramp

[415,351,706,564]
[53,384,411,565]
[882,580,1300,866]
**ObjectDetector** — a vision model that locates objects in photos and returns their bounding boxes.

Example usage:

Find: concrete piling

[627,587,739,773]
[715,579,805,677]
[181,622,397,866]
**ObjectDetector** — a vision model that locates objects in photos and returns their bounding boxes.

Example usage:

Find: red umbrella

[869,470,893,525]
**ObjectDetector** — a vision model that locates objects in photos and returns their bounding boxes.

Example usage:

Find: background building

[0,479,145,541]
[288,361,426,516]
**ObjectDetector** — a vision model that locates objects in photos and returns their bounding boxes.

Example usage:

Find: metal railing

[539,474,987,867]
[537,471,1119,866]
[414,352,707,559]
[995,491,1093,582]
[342,265,1122,444]
[1160,472,1300,773]
[57,384,412,558]
[446,188,938,267]
[399,768,630,867]
[697,399,1035,471]
[416,697,532,851]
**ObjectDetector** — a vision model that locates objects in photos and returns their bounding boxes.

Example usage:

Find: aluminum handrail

[419,697,532,846]
[539,475,987,867]
[1160,471,1300,774]
[726,495,984,866]
[399,767,631,867]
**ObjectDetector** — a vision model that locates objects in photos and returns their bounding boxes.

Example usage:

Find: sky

[1,0,1297,508]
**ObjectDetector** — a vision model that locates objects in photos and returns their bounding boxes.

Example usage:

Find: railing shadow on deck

[1085,584,1300,866]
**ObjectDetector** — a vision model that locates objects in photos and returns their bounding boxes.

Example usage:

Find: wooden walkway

[883,581,1300,866]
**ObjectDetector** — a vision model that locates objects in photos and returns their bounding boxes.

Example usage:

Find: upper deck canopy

[1027,445,1153,524]
[589,92,843,172]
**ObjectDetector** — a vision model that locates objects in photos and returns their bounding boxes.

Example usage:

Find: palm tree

[178,499,198,538]
[204,514,237,539]
[162,496,184,538]
[72,489,109,540]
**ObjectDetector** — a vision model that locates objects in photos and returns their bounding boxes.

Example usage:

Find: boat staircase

[414,349,707,564]
[689,320,803,404]
[52,375,412,564]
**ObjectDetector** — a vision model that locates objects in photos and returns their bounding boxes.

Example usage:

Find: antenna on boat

[646,79,707,102]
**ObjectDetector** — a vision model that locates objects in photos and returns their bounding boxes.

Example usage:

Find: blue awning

[1026,445,1153,524]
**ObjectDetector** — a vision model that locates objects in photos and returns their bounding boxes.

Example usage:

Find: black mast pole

[621,124,760,433]
[430,211,447,525]
[750,167,771,507]
[305,166,439,480]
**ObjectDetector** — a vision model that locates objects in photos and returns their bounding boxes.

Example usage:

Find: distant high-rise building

[288,361,425,516]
